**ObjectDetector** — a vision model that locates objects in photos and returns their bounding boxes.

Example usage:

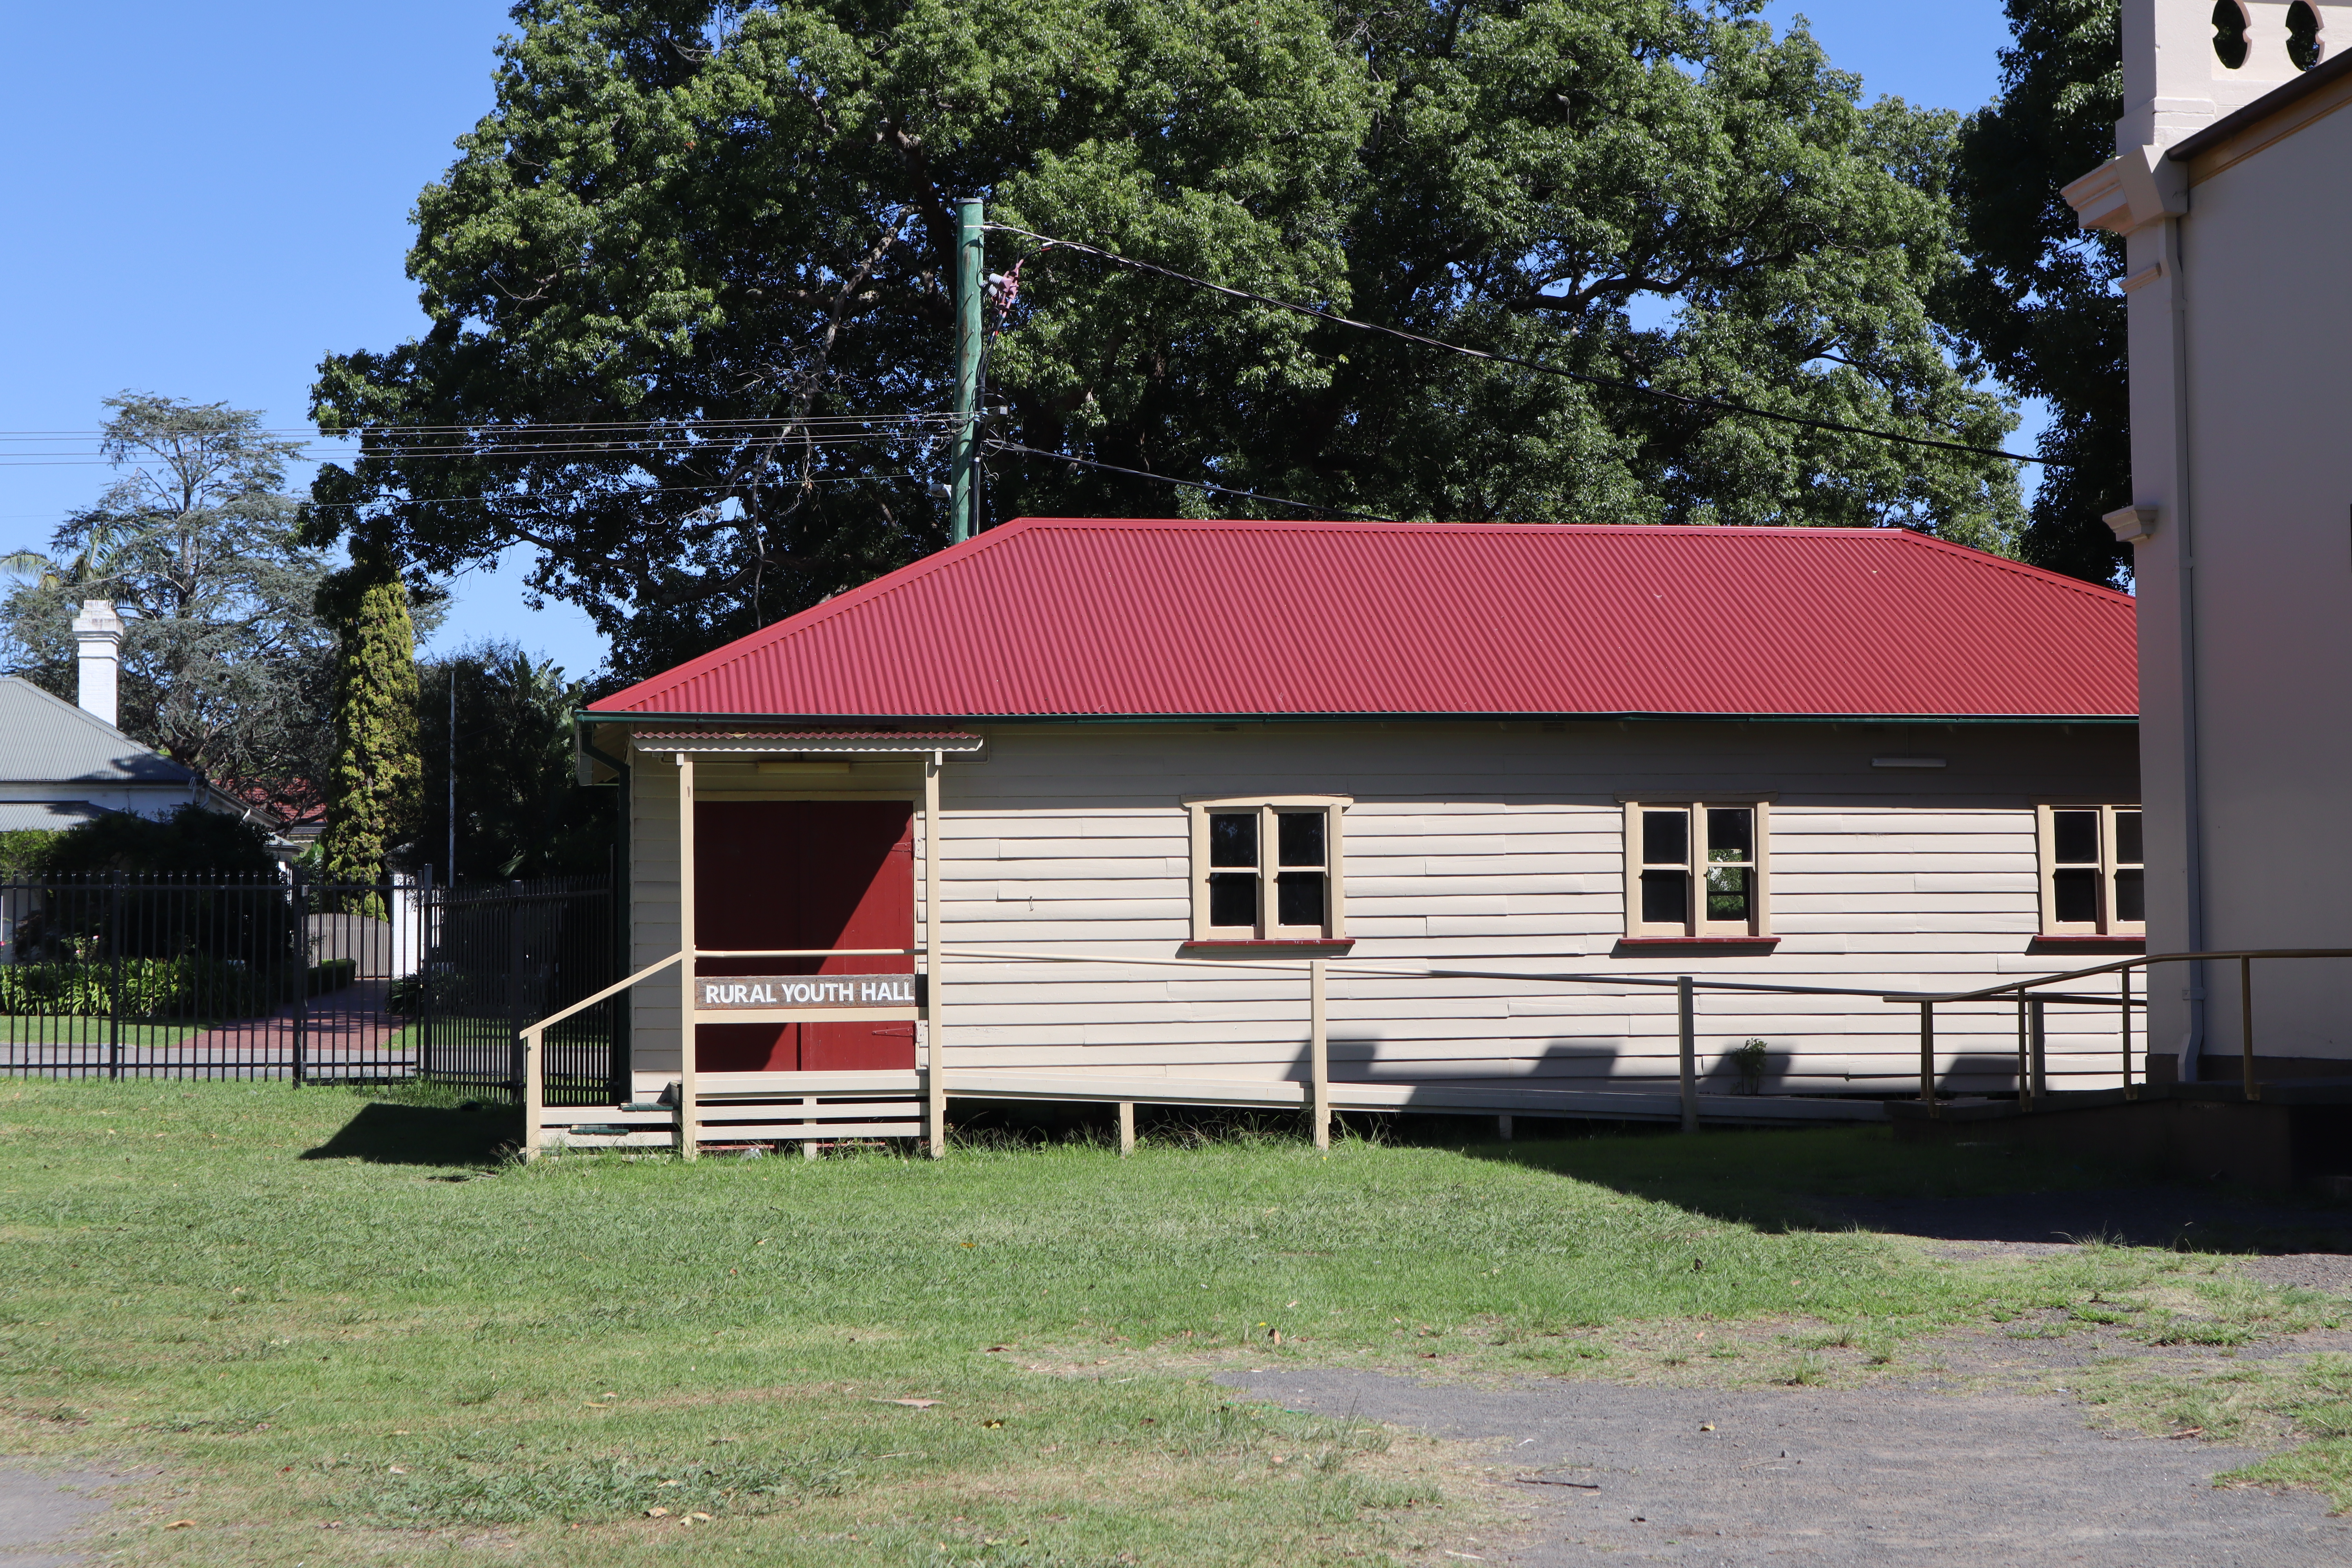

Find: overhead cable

[985,222,2042,466]
[984,439,1391,522]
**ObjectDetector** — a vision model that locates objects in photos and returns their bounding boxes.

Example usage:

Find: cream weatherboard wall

[626,721,2139,1100]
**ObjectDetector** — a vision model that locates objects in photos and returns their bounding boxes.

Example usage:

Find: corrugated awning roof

[589,519,2137,722]
[628,730,985,752]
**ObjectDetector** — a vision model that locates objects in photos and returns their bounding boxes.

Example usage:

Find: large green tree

[0,395,338,809]
[311,0,2024,681]
[1943,0,2127,585]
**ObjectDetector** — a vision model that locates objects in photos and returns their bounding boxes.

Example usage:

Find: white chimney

[71,599,123,728]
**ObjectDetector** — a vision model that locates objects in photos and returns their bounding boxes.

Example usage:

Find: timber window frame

[1621,800,1773,938]
[2036,804,2145,936]
[1184,795,1350,942]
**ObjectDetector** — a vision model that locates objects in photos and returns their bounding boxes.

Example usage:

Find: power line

[984,439,1391,521]
[985,222,2043,467]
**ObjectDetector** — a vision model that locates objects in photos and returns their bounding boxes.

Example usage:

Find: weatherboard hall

[555,517,2139,1155]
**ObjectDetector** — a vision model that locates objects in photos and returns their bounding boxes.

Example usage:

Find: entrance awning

[626,729,984,757]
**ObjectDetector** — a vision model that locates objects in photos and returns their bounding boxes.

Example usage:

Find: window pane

[2053,867,2099,925]
[1207,872,1258,928]
[1706,807,1753,864]
[2114,868,2146,924]
[2114,810,2143,867]
[1642,809,1688,867]
[1705,865,1751,923]
[1640,869,1689,927]
[1209,811,1257,869]
[1276,871,1325,928]
[1276,811,1326,869]
[2052,810,2100,865]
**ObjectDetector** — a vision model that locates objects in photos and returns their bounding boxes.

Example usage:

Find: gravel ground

[1212,1187,2352,1565]
[1217,1367,2348,1566]
[0,1468,122,1568]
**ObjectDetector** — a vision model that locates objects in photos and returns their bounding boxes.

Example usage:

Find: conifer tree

[317,550,420,910]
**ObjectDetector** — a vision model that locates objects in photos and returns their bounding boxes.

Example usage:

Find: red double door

[693,800,916,1073]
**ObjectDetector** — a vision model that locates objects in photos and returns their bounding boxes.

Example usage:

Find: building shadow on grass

[1458,1130,2352,1256]
[299,1099,517,1169]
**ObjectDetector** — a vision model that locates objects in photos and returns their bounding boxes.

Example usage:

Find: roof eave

[579,709,2135,727]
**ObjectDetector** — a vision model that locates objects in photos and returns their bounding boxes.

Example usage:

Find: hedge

[0,956,361,1018]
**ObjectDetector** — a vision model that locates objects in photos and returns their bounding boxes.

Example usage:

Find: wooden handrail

[1898,948,2352,1005]
[695,948,918,958]
[520,950,685,1038]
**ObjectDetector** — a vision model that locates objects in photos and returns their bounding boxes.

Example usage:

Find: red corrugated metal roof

[590,520,2137,721]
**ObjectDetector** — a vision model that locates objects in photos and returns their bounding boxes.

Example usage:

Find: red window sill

[1613,936,1780,951]
[1179,938,1356,953]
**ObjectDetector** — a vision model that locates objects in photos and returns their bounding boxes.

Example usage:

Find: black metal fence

[0,871,615,1099]
[412,875,622,1105]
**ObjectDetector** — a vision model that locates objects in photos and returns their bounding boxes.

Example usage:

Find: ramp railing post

[2030,998,2047,1098]
[2016,993,2032,1111]
[1310,958,1330,1151]
[521,1024,544,1162]
[2121,965,2136,1099]
[1918,1000,1936,1115]
[1117,1100,1136,1156]
[2241,954,2258,1100]
[1678,976,1698,1134]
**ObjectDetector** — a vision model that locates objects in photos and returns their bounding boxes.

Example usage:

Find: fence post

[507,880,527,1103]
[1117,1101,1136,1156]
[1918,1000,1936,1115]
[417,866,434,1083]
[290,876,309,1086]
[106,873,122,1080]
[1310,958,1330,1152]
[1677,975,1698,1135]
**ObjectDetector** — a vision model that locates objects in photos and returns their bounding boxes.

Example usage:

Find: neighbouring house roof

[588,520,2138,724]
[0,800,115,833]
[0,677,198,784]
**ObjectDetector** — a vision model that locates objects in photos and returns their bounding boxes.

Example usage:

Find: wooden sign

[697,974,920,1010]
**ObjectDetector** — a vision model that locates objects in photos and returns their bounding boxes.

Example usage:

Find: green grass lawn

[0,1079,2340,1564]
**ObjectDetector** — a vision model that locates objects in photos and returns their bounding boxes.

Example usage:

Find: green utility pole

[949,197,984,543]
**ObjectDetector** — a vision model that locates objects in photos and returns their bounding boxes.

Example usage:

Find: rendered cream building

[2066,0,2352,1078]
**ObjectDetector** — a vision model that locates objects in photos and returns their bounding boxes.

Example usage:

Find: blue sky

[0,1,2036,680]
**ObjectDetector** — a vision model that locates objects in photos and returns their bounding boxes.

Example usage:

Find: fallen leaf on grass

[981,1419,1005,1428]
[690,1512,713,1521]
[646,1506,670,1519]
[2170,1426,2206,1439]
[165,1520,195,1530]
[387,1466,407,1475]
[984,1345,1013,1352]
[876,1398,940,1408]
